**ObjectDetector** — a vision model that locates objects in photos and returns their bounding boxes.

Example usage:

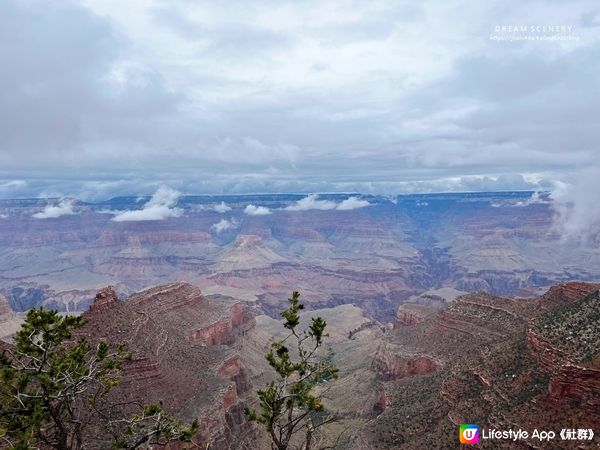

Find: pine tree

[0,307,197,449]
[245,292,339,450]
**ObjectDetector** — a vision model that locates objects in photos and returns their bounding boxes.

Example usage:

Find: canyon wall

[81,282,257,449]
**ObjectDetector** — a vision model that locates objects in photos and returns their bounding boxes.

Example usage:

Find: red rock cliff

[371,344,440,381]
[528,327,600,414]
[89,286,118,313]
[79,283,256,449]
[188,302,255,346]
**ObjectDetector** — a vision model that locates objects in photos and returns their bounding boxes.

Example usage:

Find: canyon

[1,192,599,448]
[18,279,595,449]
[78,282,259,449]
[2,278,599,448]
[1,192,598,323]
[357,282,600,449]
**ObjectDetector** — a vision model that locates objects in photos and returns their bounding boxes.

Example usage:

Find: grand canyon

[2,191,597,320]
[2,0,599,447]
[1,192,599,448]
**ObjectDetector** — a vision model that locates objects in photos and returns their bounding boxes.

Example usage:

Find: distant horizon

[0,189,547,203]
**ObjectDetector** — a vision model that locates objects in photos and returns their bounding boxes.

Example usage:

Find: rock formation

[371,344,440,381]
[3,192,600,322]
[89,285,118,312]
[528,287,600,415]
[188,302,255,346]
[356,282,600,449]
[80,282,257,449]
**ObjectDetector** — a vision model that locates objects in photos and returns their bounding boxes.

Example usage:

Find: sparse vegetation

[0,308,198,449]
[535,290,600,363]
[245,291,339,450]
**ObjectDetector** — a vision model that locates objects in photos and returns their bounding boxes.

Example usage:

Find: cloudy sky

[0,0,599,199]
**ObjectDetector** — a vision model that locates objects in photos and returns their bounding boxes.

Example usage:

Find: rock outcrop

[216,354,252,395]
[547,363,600,413]
[528,287,600,415]
[371,344,440,381]
[89,286,118,312]
[357,282,600,450]
[395,288,465,326]
[80,282,256,449]
[395,303,439,326]
[542,281,600,303]
[188,302,255,346]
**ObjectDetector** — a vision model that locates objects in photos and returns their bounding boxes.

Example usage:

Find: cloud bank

[32,199,76,219]
[336,196,371,210]
[285,194,371,211]
[285,194,337,211]
[550,167,600,240]
[211,218,237,233]
[244,205,272,216]
[111,186,182,222]
[512,191,550,207]
[0,0,598,199]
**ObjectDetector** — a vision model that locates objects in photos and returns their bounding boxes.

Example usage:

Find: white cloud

[1,0,599,197]
[244,204,271,216]
[213,201,232,213]
[512,191,550,207]
[0,213,7,219]
[111,186,183,221]
[336,196,371,210]
[32,199,76,219]
[285,194,371,211]
[285,194,336,211]
[211,218,237,233]
[550,168,600,240]
[1,180,27,189]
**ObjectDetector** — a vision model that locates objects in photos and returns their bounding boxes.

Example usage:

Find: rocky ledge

[188,302,255,346]
[371,343,441,381]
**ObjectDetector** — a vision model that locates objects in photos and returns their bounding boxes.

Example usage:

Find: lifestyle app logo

[460,424,479,444]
